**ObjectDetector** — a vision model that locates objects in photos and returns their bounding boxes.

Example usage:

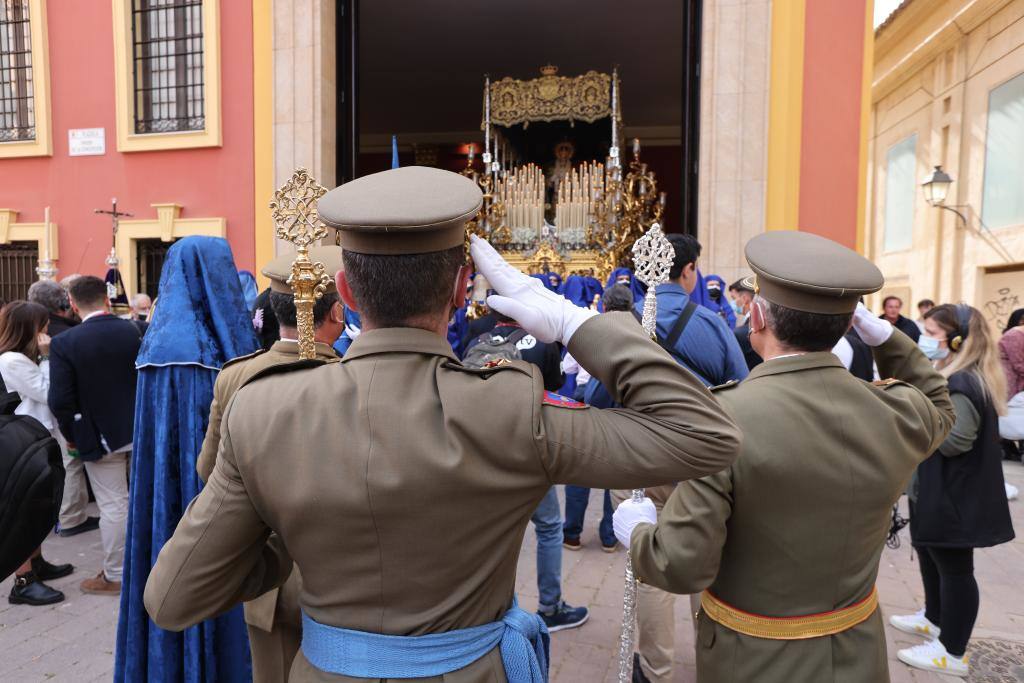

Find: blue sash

[301,604,549,682]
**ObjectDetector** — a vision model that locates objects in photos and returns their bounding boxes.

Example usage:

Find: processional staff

[616,221,675,683]
[269,168,333,360]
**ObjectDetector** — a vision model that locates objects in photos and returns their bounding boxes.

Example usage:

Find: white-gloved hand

[613,496,657,548]
[470,235,597,345]
[344,323,362,340]
[851,302,893,347]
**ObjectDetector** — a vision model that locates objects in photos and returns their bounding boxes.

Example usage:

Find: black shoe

[9,573,65,606]
[57,516,99,537]
[31,555,74,581]
[538,601,589,632]
[632,653,652,683]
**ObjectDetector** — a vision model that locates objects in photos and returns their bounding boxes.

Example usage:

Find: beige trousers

[55,433,91,529]
[613,485,697,683]
[82,452,129,581]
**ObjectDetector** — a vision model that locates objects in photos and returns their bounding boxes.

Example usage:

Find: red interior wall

[0,2,255,278]
[797,0,868,249]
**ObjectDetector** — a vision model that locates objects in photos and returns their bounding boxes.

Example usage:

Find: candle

[633,138,641,157]
[659,192,667,208]
[484,76,491,155]
[611,69,618,149]
[42,206,50,262]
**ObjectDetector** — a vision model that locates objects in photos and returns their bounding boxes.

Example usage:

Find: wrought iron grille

[0,0,35,142]
[136,238,174,299]
[0,241,38,303]
[131,0,204,134]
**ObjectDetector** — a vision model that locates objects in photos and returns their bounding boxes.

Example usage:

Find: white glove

[613,496,657,548]
[851,302,893,347]
[470,235,597,345]
[344,323,362,340]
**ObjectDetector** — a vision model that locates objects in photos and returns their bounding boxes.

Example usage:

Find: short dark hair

[667,234,701,280]
[343,245,464,327]
[602,283,633,312]
[68,275,108,309]
[917,299,935,309]
[764,299,853,352]
[268,290,339,329]
[882,295,902,308]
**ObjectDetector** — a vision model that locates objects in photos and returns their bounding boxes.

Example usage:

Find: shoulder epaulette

[239,358,329,389]
[871,377,908,390]
[710,379,740,392]
[442,359,533,378]
[221,348,266,370]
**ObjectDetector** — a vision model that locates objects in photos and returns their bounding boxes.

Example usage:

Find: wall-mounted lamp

[920,165,967,225]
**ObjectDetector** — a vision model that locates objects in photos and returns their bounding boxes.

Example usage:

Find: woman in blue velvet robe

[115,236,260,682]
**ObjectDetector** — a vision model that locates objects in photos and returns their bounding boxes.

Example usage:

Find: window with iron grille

[136,238,175,299]
[0,241,39,303]
[131,0,204,134]
[0,0,35,142]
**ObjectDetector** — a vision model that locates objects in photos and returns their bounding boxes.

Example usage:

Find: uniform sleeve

[537,313,741,489]
[195,375,227,482]
[144,410,292,631]
[630,468,734,595]
[938,392,980,456]
[872,329,955,456]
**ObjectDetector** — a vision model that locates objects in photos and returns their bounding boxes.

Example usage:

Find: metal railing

[0,241,38,303]
[0,0,35,142]
[136,238,174,299]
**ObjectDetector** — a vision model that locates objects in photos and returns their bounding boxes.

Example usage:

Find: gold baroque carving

[489,66,613,127]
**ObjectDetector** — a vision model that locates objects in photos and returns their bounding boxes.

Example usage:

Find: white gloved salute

[470,235,597,346]
[851,302,893,347]
[613,496,657,548]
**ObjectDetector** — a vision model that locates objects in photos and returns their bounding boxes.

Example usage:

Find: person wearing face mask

[129,293,152,322]
[703,275,736,330]
[891,304,1015,678]
[614,231,955,683]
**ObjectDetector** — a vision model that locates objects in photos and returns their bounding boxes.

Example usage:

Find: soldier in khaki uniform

[614,231,955,683]
[195,246,344,681]
[143,166,742,682]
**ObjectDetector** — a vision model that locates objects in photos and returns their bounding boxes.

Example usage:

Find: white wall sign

[68,128,106,156]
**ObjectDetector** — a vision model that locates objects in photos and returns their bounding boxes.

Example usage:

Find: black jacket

[881,314,921,343]
[911,371,1015,548]
[47,312,78,338]
[845,332,875,382]
[469,322,564,392]
[47,314,143,460]
[733,323,762,371]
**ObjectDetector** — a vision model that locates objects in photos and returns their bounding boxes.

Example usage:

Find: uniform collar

[341,327,459,363]
[744,351,845,381]
[270,339,339,360]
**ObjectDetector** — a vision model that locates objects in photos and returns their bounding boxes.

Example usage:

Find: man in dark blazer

[48,275,143,597]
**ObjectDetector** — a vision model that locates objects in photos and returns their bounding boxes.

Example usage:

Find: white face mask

[918,335,949,361]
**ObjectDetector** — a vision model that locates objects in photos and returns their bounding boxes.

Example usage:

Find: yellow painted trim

[252,0,274,289]
[112,0,222,152]
[114,204,226,295]
[855,0,875,254]
[0,208,60,260]
[765,0,806,231]
[0,0,52,158]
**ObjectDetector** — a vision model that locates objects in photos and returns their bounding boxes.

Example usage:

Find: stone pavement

[2,463,1022,682]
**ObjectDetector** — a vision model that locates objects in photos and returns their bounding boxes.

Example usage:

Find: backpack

[0,415,65,581]
[0,375,19,416]
[462,328,529,369]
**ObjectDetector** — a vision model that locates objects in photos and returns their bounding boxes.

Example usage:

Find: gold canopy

[488,66,617,127]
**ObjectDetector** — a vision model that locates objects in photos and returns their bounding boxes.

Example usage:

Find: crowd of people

[0,166,1018,682]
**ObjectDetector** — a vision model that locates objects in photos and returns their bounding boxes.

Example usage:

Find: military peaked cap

[262,245,343,294]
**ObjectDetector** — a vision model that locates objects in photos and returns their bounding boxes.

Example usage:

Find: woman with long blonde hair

[892,304,1014,678]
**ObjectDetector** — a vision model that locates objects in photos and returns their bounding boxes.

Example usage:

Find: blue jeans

[531,487,562,613]
[563,486,615,547]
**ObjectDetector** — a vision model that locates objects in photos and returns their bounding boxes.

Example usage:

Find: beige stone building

[867,0,1024,331]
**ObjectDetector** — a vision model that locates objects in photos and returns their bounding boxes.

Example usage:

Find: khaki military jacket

[144,313,742,682]
[196,339,340,632]
[631,330,955,683]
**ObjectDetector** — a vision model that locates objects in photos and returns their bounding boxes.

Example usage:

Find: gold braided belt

[700,587,878,640]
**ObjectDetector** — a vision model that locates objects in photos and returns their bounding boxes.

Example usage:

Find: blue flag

[391,135,400,169]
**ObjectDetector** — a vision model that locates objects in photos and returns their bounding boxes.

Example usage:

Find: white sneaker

[889,608,941,638]
[897,638,968,677]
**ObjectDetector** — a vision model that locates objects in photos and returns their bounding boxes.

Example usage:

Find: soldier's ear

[450,264,473,310]
[750,301,767,333]
[336,271,359,313]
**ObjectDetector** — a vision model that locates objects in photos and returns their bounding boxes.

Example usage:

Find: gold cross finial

[270,168,332,359]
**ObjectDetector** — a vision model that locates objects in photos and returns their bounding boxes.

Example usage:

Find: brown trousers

[249,568,303,682]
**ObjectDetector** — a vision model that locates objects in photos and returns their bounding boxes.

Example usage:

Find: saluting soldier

[614,230,955,683]
[195,245,345,682]
[143,166,742,682]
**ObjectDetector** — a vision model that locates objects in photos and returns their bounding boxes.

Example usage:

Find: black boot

[632,653,652,683]
[32,555,74,581]
[9,572,65,606]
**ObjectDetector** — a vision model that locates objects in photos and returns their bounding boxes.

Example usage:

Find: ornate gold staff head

[269,168,332,359]
[631,222,674,338]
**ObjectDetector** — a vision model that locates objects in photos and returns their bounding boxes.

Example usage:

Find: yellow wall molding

[252,0,274,290]
[856,0,876,254]
[111,0,222,152]
[115,203,225,296]
[0,0,52,158]
[766,0,806,231]
[0,208,60,259]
